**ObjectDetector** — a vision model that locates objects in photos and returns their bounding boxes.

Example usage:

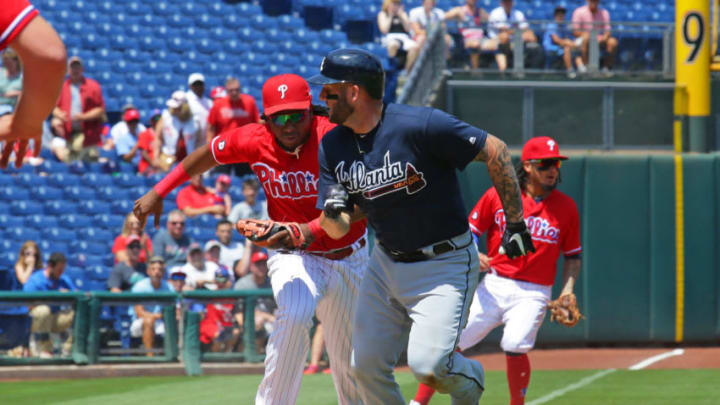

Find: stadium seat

[45,201,77,215]
[87,265,112,281]
[0,215,24,229]
[78,228,114,242]
[59,214,93,229]
[81,173,112,188]
[47,228,77,243]
[39,159,69,174]
[210,27,234,43]
[303,6,334,30]
[25,214,59,229]
[6,228,41,242]
[65,186,98,201]
[95,214,126,231]
[79,200,111,216]
[10,201,43,216]
[115,173,145,188]
[111,200,134,215]
[0,175,13,187]
[262,0,293,16]
[71,240,109,256]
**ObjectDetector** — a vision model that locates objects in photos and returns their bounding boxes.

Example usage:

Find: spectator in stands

[23,253,74,358]
[487,0,538,71]
[210,174,232,217]
[151,210,193,271]
[108,107,146,165]
[204,240,222,266]
[543,6,586,77]
[409,0,453,53]
[130,255,172,357]
[234,251,275,348]
[179,243,221,290]
[167,267,188,292]
[207,77,259,177]
[108,235,148,293]
[199,266,242,353]
[444,0,490,69]
[113,213,153,266]
[177,174,226,218]
[0,49,22,116]
[51,56,106,162]
[228,178,268,224]
[14,240,42,286]
[214,220,245,278]
[378,0,420,73]
[137,109,162,175]
[186,73,213,143]
[571,0,617,72]
[154,90,201,172]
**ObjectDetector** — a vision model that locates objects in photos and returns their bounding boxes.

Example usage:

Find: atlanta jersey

[210,115,367,252]
[0,0,38,50]
[469,187,581,285]
[316,103,487,253]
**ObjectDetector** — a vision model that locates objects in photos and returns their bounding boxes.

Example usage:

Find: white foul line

[526,369,616,405]
[628,348,685,370]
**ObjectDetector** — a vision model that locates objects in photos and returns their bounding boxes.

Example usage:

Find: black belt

[381,239,471,263]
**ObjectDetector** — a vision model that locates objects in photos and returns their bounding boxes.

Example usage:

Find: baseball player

[134,74,368,405]
[0,0,66,168]
[304,48,534,405]
[410,136,582,405]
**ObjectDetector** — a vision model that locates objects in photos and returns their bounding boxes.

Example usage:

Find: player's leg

[499,281,551,405]
[350,249,411,405]
[255,253,324,405]
[403,245,484,405]
[412,275,504,405]
[315,246,368,405]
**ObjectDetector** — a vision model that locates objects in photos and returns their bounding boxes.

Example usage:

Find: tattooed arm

[474,134,524,223]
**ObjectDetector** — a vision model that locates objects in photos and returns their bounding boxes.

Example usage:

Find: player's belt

[380,231,472,263]
[308,237,367,261]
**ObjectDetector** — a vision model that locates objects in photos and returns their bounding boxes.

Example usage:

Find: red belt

[309,238,366,261]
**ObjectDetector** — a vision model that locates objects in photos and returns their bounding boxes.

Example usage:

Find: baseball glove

[547,293,584,327]
[236,219,307,250]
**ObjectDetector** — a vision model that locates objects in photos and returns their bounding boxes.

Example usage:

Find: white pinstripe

[255,242,368,405]
[0,5,34,45]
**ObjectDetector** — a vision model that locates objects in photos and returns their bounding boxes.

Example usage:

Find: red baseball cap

[251,251,268,263]
[217,174,231,185]
[262,74,311,116]
[210,86,227,100]
[123,108,140,122]
[521,136,568,161]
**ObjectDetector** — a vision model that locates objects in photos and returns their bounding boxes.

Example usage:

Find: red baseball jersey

[210,116,367,252]
[207,95,260,135]
[468,188,581,286]
[199,302,235,344]
[0,0,38,50]
[176,184,221,211]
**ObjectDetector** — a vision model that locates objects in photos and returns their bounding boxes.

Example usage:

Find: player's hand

[133,189,164,229]
[498,221,535,259]
[478,252,490,271]
[323,185,350,219]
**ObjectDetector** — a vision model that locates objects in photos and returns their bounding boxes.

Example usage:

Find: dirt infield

[467,347,720,371]
[1,347,718,380]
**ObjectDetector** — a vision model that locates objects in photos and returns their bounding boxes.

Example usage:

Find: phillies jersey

[0,0,38,50]
[469,188,581,286]
[210,115,367,252]
[207,95,260,134]
[316,103,486,253]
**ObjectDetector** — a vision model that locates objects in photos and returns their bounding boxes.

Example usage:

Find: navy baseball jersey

[317,103,487,252]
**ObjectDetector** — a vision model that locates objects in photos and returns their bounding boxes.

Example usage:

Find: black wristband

[506,221,527,232]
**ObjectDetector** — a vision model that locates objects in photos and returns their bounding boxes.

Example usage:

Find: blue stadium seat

[39,159,70,174]
[0,240,22,257]
[125,1,144,15]
[45,201,77,215]
[81,33,109,49]
[59,214,93,229]
[251,14,278,31]
[65,186,98,201]
[151,2,174,16]
[0,175,13,187]
[115,173,144,188]
[237,2,263,15]
[303,6,334,30]
[29,186,62,201]
[277,15,305,32]
[95,214,126,231]
[0,215,24,229]
[77,228,114,242]
[167,37,188,53]
[6,228,41,242]
[196,14,222,29]
[87,265,112,282]
[207,2,230,17]
[14,172,46,187]
[71,241,109,256]
[209,27,233,43]
[47,173,81,188]
[46,228,77,243]
[247,52,271,67]
[196,38,219,54]
[111,200,134,215]
[0,187,30,201]
[167,13,193,28]
[79,200,111,216]
[10,201,43,216]
[80,173,112,187]
[84,10,111,25]
[25,214,59,229]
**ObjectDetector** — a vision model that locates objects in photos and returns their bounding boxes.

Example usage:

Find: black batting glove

[499,221,535,259]
[323,185,350,219]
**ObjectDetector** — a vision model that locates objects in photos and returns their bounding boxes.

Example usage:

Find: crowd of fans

[379,0,618,76]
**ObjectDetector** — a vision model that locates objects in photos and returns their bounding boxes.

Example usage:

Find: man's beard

[541,177,559,192]
[329,95,354,124]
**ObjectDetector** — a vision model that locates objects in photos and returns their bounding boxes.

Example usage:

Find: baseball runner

[134,74,368,405]
[0,0,66,168]
[410,136,583,405]
[303,48,533,405]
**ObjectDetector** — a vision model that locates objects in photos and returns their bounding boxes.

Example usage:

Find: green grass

[1,369,719,405]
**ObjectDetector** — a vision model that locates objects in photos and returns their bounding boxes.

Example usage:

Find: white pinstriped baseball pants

[255,242,368,405]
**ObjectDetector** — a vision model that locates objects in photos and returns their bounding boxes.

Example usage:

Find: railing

[0,289,273,375]
[398,22,448,106]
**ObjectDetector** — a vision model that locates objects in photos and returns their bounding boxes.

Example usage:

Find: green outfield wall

[457,155,720,346]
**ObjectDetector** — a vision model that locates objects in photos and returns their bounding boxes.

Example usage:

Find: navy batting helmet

[308,48,385,100]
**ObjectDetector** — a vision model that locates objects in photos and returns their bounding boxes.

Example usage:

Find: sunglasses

[24,251,36,256]
[270,111,306,126]
[531,159,562,171]
[215,276,229,284]
[170,273,186,281]
[128,244,142,250]
[170,221,185,226]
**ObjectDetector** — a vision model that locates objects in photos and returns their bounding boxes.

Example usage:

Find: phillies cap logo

[547,140,556,151]
[278,84,289,99]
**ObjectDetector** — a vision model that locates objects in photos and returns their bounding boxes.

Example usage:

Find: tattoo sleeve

[474,134,524,223]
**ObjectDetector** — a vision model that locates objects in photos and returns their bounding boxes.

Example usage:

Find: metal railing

[397,23,449,106]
